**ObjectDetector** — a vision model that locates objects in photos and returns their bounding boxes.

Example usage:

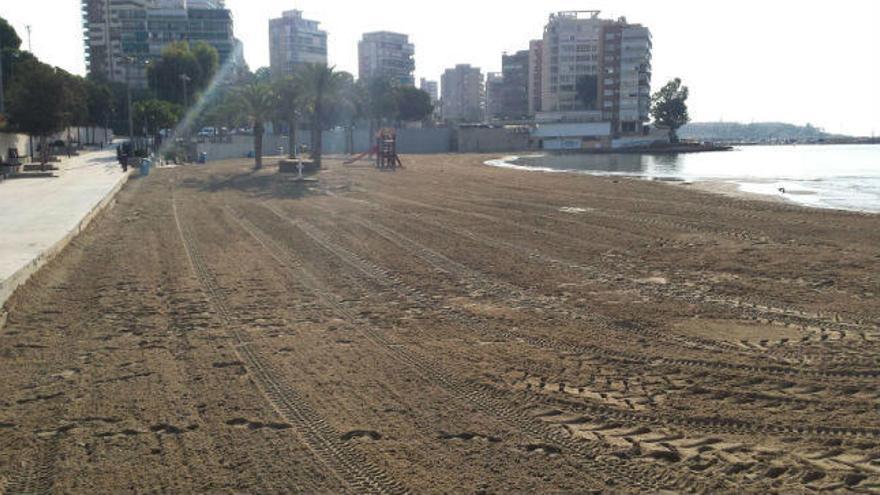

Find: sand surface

[1,154,879,493]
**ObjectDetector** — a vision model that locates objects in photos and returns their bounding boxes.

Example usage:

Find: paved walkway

[0,150,129,307]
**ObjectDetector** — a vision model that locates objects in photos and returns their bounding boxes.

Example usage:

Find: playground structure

[344,128,403,170]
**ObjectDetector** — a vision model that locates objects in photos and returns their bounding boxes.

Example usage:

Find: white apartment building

[541,11,603,114]
[441,64,483,123]
[537,11,652,145]
[358,32,415,86]
[269,10,327,77]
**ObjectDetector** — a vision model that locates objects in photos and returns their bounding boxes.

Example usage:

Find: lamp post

[180,73,191,109]
[122,56,135,149]
[180,74,191,159]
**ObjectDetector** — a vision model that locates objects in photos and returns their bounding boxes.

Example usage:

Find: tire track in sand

[230,202,731,494]
[172,192,407,495]
[262,202,880,441]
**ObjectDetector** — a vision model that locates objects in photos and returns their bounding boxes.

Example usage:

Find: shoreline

[484,155,878,215]
[483,155,791,206]
[676,180,789,205]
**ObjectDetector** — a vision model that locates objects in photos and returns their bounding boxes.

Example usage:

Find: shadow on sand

[178,168,322,201]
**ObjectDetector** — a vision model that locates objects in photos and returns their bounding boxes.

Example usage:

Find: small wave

[484,156,570,174]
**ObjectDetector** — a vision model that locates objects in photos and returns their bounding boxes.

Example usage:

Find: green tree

[0,16,22,106]
[199,86,243,131]
[363,76,397,133]
[273,75,303,158]
[147,42,218,107]
[134,99,182,149]
[235,81,274,170]
[7,58,65,165]
[338,74,366,154]
[394,86,433,123]
[57,69,89,149]
[298,63,346,167]
[253,67,273,84]
[651,78,690,143]
[576,75,598,111]
[86,79,114,143]
[191,42,219,89]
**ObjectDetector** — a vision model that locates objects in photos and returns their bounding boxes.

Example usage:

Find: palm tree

[273,76,303,159]
[298,63,347,167]
[235,81,275,170]
[335,73,362,155]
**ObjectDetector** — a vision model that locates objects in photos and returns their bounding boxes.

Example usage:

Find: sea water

[489,144,880,213]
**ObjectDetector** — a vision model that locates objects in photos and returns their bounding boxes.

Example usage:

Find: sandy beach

[1,153,878,493]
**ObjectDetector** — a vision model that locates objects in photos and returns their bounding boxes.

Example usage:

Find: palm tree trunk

[314,92,323,168]
[287,119,295,158]
[315,125,323,168]
[254,125,263,170]
[39,135,47,168]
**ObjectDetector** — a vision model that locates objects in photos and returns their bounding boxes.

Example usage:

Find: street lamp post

[123,57,134,150]
[180,73,191,108]
[180,73,191,159]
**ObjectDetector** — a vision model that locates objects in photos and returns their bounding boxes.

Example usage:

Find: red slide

[344,146,377,165]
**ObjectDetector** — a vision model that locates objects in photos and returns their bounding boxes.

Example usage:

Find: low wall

[398,128,453,154]
[196,127,521,161]
[457,127,530,153]
[0,133,30,163]
[47,127,113,146]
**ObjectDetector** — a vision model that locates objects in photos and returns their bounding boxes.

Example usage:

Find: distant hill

[678,122,841,143]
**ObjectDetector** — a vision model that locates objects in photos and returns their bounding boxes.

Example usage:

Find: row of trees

[200,64,434,169]
[1,17,114,163]
[2,12,433,168]
[132,40,222,151]
[2,12,225,162]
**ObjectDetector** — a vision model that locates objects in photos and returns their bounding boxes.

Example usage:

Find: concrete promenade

[0,149,129,309]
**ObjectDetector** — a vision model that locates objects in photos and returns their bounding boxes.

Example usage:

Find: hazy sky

[2,0,878,135]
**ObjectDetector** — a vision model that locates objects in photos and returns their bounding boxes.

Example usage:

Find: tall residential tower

[358,32,415,86]
[268,10,328,77]
[82,0,236,87]
[540,11,652,134]
[441,64,484,123]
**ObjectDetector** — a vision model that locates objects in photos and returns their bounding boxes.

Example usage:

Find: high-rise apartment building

[420,78,438,104]
[499,50,529,119]
[82,0,236,88]
[485,50,529,121]
[540,11,651,134]
[485,72,504,121]
[599,20,652,133]
[269,10,327,77]
[441,64,483,123]
[541,11,603,114]
[358,32,415,86]
[528,40,543,116]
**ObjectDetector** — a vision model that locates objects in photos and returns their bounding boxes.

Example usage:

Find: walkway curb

[0,169,132,310]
